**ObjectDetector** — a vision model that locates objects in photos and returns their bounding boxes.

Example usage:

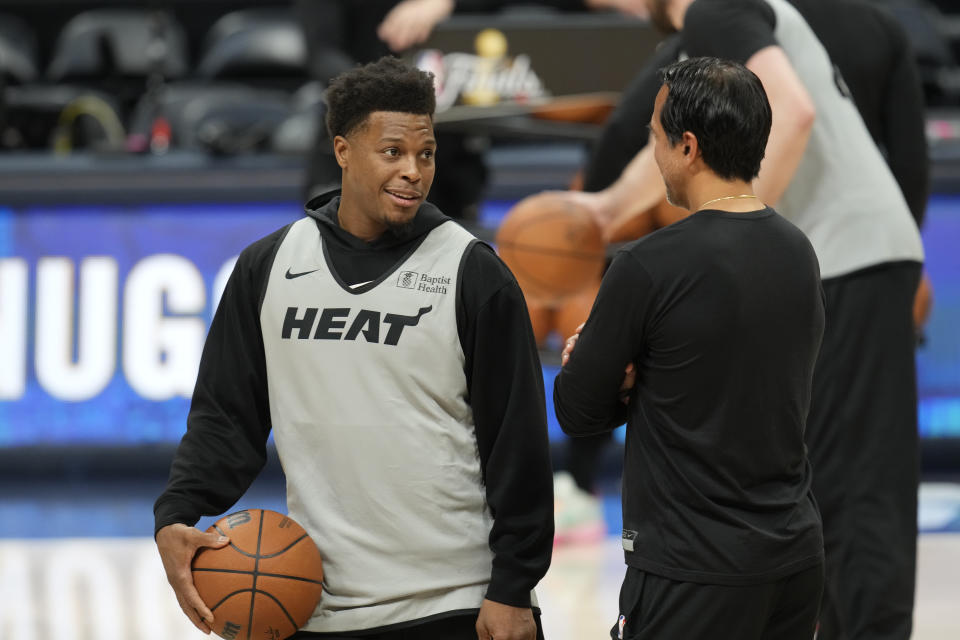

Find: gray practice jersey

[260,217,504,632]
[766,0,923,278]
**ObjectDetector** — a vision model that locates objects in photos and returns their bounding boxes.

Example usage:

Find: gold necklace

[698,194,759,210]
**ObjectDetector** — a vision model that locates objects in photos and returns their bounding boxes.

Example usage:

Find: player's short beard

[384,214,416,237]
[647,0,678,34]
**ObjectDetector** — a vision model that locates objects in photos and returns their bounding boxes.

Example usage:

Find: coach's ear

[680,131,700,165]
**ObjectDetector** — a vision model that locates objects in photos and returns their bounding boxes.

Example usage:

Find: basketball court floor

[0,480,958,639]
[540,531,960,640]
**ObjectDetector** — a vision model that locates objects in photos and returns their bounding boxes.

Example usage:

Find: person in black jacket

[555,56,826,640]
[585,0,929,225]
[154,56,553,640]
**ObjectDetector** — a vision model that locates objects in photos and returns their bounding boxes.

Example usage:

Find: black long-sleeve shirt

[555,207,825,584]
[154,192,553,608]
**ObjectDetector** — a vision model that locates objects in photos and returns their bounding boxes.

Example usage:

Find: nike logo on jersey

[281,306,433,346]
[286,268,320,279]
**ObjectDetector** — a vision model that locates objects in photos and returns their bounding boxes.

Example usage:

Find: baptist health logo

[398,270,450,294]
[397,271,419,289]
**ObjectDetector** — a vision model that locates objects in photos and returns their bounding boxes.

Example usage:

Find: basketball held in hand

[192,509,324,640]
[495,191,606,305]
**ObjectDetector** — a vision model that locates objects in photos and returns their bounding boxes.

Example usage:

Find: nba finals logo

[397,271,419,289]
[414,28,547,111]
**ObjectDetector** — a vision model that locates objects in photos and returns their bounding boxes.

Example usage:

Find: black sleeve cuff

[153,498,202,538]
[485,567,537,608]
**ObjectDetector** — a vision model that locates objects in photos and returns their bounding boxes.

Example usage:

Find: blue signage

[0,196,958,446]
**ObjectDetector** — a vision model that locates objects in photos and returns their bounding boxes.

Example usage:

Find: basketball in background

[192,509,324,640]
[607,197,688,244]
[555,277,602,343]
[526,296,556,346]
[496,192,606,304]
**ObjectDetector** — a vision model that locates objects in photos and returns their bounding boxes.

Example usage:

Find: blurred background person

[298,0,651,219]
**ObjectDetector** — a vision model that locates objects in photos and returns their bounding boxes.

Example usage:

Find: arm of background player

[882,38,930,228]
[454,0,589,11]
[746,46,816,206]
[581,137,665,241]
[377,0,455,52]
[459,243,554,609]
[153,232,282,535]
[378,0,592,53]
[582,47,813,235]
[554,251,651,435]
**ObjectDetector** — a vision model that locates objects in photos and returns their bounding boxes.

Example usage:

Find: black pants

[290,612,545,639]
[806,262,921,640]
[611,564,824,640]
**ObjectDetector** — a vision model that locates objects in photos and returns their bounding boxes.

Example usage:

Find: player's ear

[333,136,349,170]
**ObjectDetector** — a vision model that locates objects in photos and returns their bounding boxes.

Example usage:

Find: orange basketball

[555,277,601,343]
[193,509,324,640]
[526,296,556,347]
[914,271,933,330]
[496,192,606,304]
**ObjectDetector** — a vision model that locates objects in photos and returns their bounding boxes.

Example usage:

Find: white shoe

[553,471,606,544]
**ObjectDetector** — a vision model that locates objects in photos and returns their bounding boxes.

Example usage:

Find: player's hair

[325,56,437,139]
[658,57,772,182]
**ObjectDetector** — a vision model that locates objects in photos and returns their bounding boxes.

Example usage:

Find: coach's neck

[687,173,763,213]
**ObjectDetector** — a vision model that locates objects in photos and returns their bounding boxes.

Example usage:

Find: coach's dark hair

[658,57,772,182]
[325,56,436,139]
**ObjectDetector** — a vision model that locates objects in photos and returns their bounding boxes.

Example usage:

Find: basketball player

[583,0,929,226]
[555,56,826,639]
[154,57,553,640]
[788,0,928,227]
[571,1,925,638]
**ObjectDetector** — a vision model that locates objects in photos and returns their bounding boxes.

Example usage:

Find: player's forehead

[364,111,435,142]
